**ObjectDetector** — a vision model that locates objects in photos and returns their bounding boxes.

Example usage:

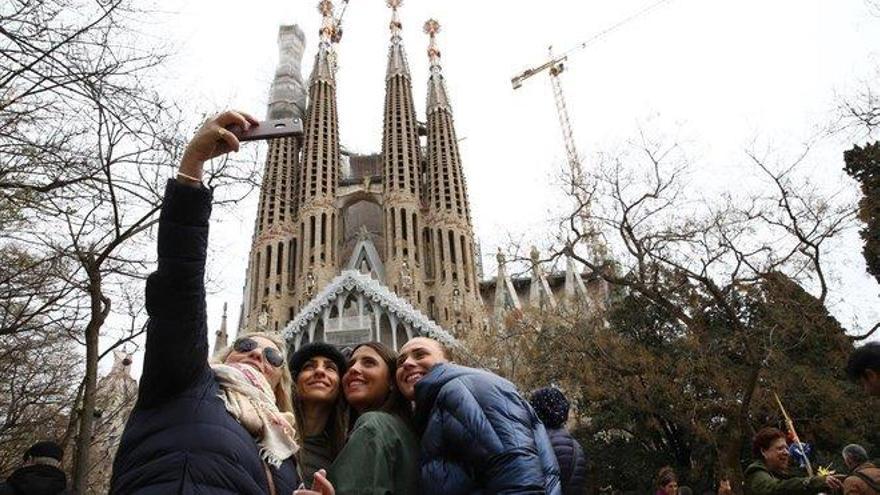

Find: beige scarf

[211,362,299,467]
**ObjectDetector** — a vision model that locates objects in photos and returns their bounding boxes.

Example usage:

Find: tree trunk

[72,264,109,493]
[718,361,764,494]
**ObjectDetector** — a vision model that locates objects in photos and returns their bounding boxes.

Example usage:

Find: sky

[118,0,880,374]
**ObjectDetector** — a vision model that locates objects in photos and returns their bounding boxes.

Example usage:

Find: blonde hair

[213,332,293,413]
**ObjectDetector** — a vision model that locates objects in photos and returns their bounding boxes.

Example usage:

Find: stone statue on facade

[305,272,316,298]
[452,284,462,315]
[399,260,414,296]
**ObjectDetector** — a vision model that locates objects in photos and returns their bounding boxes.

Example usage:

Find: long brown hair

[347,342,412,427]
[291,357,349,457]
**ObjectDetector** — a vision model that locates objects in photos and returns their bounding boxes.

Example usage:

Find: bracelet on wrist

[176,171,202,183]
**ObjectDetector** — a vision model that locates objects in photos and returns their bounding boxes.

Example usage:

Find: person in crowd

[743,427,843,495]
[110,111,301,494]
[395,336,561,494]
[529,386,588,495]
[847,342,880,396]
[296,342,417,494]
[678,487,693,495]
[842,444,880,494]
[289,342,349,483]
[656,467,678,495]
[0,441,69,495]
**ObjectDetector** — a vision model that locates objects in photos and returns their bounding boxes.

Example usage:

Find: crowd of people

[3,112,880,495]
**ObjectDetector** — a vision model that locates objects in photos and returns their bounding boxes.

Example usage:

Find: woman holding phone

[111,111,302,494]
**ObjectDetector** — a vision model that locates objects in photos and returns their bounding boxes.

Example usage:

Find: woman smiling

[289,343,349,483]
[325,342,418,494]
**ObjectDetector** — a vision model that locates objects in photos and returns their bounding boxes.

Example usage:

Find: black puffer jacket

[547,428,587,495]
[0,465,68,495]
[110,180,300,494]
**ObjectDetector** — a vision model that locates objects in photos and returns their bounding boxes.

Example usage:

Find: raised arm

[136,111,257,409]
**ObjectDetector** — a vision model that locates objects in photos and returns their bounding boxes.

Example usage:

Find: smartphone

[226,118,304,142]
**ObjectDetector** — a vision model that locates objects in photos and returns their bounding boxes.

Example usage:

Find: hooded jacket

[109,180,299,494]
[413,363,562,495]
[0,465,68,495]
[743,460,827,495]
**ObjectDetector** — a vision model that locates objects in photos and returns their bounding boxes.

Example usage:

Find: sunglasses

[233,338,285,368]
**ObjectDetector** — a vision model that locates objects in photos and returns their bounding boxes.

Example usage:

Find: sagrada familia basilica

[218,0,608,354]
[84,3,606,492]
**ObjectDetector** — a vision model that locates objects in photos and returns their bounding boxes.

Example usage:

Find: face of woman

[225,336,283,389]
[662,481,678,495]
[762,437,790,471]
[342,346,391,413]
[296,356,340,405]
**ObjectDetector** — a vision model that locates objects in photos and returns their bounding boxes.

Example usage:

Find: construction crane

[330,0,350,43]
[511,0,674,257]
[511,0,674,260]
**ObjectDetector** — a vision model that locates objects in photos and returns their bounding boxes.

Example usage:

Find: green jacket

[744,460,828,495]
[328,411,419,495]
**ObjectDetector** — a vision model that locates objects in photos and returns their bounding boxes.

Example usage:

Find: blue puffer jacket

[110,180,300,494]
[413,363,562,495]
[547,428,587,495]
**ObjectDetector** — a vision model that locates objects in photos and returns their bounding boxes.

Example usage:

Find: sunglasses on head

[233,338,285,368]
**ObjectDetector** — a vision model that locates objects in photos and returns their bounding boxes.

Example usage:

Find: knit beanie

[529,386,570,429]
[289,342,348,377]
[24,441,63,462]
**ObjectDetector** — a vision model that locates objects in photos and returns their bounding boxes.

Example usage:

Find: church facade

[235,1,606,353]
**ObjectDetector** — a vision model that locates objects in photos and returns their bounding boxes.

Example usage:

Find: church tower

[293,0,343,310]
[241,24,306,333]
[381,0,425,309]
[422,20,482,336]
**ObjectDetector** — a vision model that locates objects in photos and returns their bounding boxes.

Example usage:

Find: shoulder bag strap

[852,471,880,494]
[263,461,278,495]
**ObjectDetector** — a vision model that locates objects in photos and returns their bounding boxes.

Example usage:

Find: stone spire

[89,350,137,493]
[386,0,410,78]
[528,246,557,309]
[268,24,307,121]
[422,19,481,334]
[493,249,521,322]
[382,0,424,309]
[241,25,305,334]
[213,302,229,356]
[293,0,342,310]
[425,19,451,113]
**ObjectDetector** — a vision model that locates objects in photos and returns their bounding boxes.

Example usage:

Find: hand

[294,469,335,495]
[178,110,258,183]
[718,479,732,495]
[823,474,844,492]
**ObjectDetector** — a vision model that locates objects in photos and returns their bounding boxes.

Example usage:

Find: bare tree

[513,133,861,489]
[1,1,260,491]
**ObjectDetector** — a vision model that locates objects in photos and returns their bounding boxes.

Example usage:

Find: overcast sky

[123,0,880,372]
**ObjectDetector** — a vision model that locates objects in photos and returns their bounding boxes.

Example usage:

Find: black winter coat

[110,180,300,495]
[547,428,587,495]
[0,465,68,495]
[414,363,562,495]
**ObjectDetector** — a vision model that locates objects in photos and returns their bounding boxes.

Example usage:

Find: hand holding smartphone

[226,118,304,142]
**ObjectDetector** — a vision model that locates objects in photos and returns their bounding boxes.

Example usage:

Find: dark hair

[752,427,786,459]
[24,441,63,462]
[678,487,693,495]
[846,342,880,382]
[348,342,412,427]
[290,344,349,458]
[656,466,677,488]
